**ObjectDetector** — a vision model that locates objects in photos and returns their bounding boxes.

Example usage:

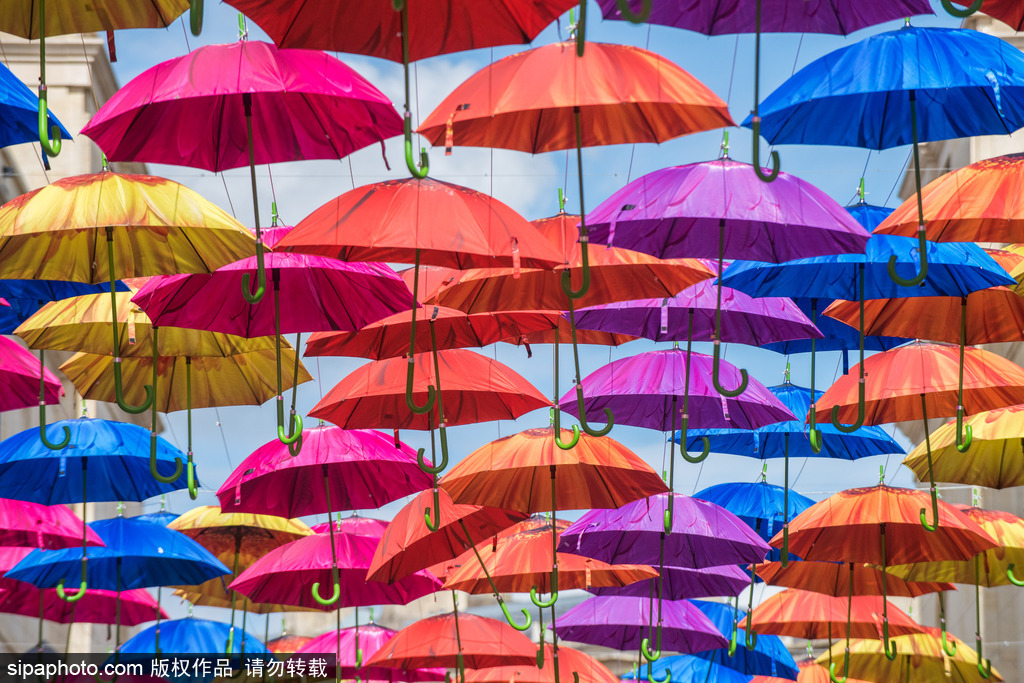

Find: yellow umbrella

[0,171,254,420]
[815,630,1002,683]
[903,406,1024,489]
[172,589,308,614]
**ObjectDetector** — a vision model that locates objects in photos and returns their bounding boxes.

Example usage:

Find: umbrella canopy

[440,427,668,514]
[464,645,617,683]
[82,40,402,172]
[558,493,770,568]
[218,427,431,517]
[60,346,312,413]
[0,499,103,550]
[115,617,271,663]
[0,1,189,38]
[755,561,954,598]
[131,253,413,338]
[584,159,870,262]
[0,418,190,503]
[750,589,924,640]
[569,281,820,344]
[310,348,549,430]
[761,298,911,355]
[0,279,128,335]
[367,488,527,584]
[167,506,311,572]
[751,659,872,683]
[6,516,230,590]
[267,635,311,655]
[745,26,1024,149]
[294,624,445,682]
[0,335,62,412]
[0,59,70,148]
[689,600,800,679]
[418,42,733,153]
[560,349,795,431]
[0,582,164,626]
[441,517,657,594]
[172,589,307,615]
[586,564,750,601]
[902,406,1024,489]
[554,595,727,654]
[229,530,441,611]
[364,612,537,671]
[624,655,751,683]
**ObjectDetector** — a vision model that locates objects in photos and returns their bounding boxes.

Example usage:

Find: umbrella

[464,645,617,683]
[0,498,103,550]
[0,58,70,151]
[294,622,445,682]
[0,279,129,335]
[586,564,750,601]
[217,426,431,518]
[751,659,872,683]
[0,0,192,160]
[267,634,311,655]
[15,289,274,486]
[755,561,954,599]
[367,488,527,585]
[554,595,726,654]
[0,335,62,415]
[690,599,799,679]
[132,253,413,452]
[778,484,998,675]
[0,170,255,420]
[114,617,272,676]
[902,406,1024,489]
[82,39,403,307]
[749,589,924,640]
[624,655,751,683]
[812,342,1024,530]
[746,25,1024,285]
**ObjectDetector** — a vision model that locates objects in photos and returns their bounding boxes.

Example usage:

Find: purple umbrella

[586,564,750,601]
[554,595,727,655]
[133,253,414,455]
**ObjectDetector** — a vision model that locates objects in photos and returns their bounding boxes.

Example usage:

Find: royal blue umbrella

[761,298,910,357]
[690,599,799,680]
[0,280,128,334]
[0,60,70,151]
[623,653,750,683]
[742,24,1024,284]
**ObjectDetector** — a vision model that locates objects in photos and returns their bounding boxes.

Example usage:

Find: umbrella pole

[186,358,196,498]
[955,298,972,452]
[938,591,957,656]
[888,90,929,287]
[781,433,790,566]
[750,0,779,183]
[975,555,993,678]
[530,468,559,610]
[727,597,739,657]
[57,459,87,602]
[828,564,854,683]
[286,333,303,457]
[421,313,449,531]
[452,592,465,683]
[312,466,341,606]
[567,299,612,436]
[36,0,62,158]
[105,226,153,414]
[455,519,531,630]
[537,599,546,668]
[95,559,123,683]
[241,92,267,303]
[226,539,241,656]
[38,349,70,449]
[406,249,436,414]
[561,107,591,301]
[154,586,162,656]
[36,593,44,652]
[681,316,711,469]
[712,219,748,397]
[918,394,940,532]
[397,1,430,179]
[147,328,185,488]
[552,328,580,450]
[879,523,897,661]
[274,270,303,453]
[743,564,757,650]
[641,527,665,664]
[808,299,822,452]
[832,263,866,432]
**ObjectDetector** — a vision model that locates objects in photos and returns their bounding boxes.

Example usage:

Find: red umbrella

[750,589,924,640]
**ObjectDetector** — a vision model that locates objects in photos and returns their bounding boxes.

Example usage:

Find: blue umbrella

[761,298,910,357]
[0,280,128,335]
[0,61,71,150]
[689,600,798,680]
[112,618,272,683]
[622,654,750,683]
[742,24,1024,285]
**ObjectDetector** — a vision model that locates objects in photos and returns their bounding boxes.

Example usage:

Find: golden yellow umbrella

[172,589,308,614]
[0,171,254,420]
[903,406,1024,489]
[815,630,1002,683]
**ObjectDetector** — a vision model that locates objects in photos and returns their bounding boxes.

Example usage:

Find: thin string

[180,16,192,52]
[725,36,740,109]
[214,407,234,470]
[220,174,238,218]
[267,166,279,208]
[885,152,913,206]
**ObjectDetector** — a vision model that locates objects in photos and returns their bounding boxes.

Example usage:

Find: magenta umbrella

[294,623,445,682]
[0,336,62,413]
[133,254,414,453]
[229,530,441,611]
[81,38,403,307]
[0,500,104,550]
[310,516,390,538]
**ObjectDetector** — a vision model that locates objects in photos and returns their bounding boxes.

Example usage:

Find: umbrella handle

[887,226,929,287]
[39,350,70,449]
[979,656,993,679]
[942,0,981,17]
[882,619,898,661]
[919,486,940,532]
[615,0,651,22]
[680,436,710,464]
[241,247,266,304]
[417,444,448,475]
[56,577,87,603]
[712,340,747,397]
[112,360,153,414]
[149,447,184,485]
[560,254,590,300]
[828,659,848,683]
[808,410,823,453]
[311,580,340,606]
[727,620,738,657]
[640,638,660,663]
[406,360,436,414]
[186,454,197,500]
[424,487,442,532]
[941,626,957,657]
[404,114,430,179]
[1007,564,1024,586]
[575,385,613,437]
[645,664,668,683]
[277,412,303,450]
[38,89,61,159]
[497,597,532,631]
[829,380,865,433]
[552,409,581,450]
[190,0,203,35]
[750,119,779,183]
[956,407,972,453]
[531,566,558,608]
[743,610,757,651]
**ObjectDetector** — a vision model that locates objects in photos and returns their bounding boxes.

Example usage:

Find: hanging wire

[180,16,192,53]
[213,407,234,470]
[220,174,238,218]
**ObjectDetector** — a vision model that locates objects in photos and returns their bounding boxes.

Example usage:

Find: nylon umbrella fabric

[553,595,726,654]
[0,280,128,335]
[749,589,924,640]
[754,560,954,598]
[0,1,188,38]
[557,493,770,568]
[559,349,795,431]
[586,563,750,601]
[624,655,751,683]
[172,589,308,615]
[218,426,432,518]
[418,42,734,154]
[760,298,910,355]
[311,515,391,538]
[0,59,70,147]
[310,348,549,430]
[751,659,872,683]
[82,40,403,172]
[114,617,272,665]
[689,599,800,679]
[0,418,191,502]
[0,498,104,549]
[948,0,1024,29]
[464,645,617,683]
[0,580,164,626]
[267,635,311,655]
[293,625,445,682]
[583,159,870,262]
[743,26,1024,149]
[0,336,62,412]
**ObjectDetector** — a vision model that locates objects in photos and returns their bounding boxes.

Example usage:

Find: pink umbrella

[0,500,104,550]
[0,582,165,626]
[81,39,403,307]
[229,529,442,611]
[294,623,445,682]
[311,516,390,538]
[218,427,430,518]
[133,254,414,453]
[0,336,62,413]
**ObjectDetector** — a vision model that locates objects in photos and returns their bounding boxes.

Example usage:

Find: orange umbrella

[755,561,954,599]
[812,342,1024,529]
[463,644,619,683]
[750,588,924,641]
[751,659,872,683]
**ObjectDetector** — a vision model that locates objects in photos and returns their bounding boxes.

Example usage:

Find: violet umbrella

[586,564,750,601]
[82,38,403,307]
[584,155,869,396]
[133,252,413,453]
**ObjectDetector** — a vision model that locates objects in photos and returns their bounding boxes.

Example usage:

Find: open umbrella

[0,499,103,550]
[755,561,954,599]
[464,644,617,683]
[0,58,70,152]
[749,589,924,641]
[586,564,750,602]
[690,599,799,680]
[115,618,272,677]
[0,280,128,335]
[625,655,751,683]
[293,623,445,682]
[0,336,62,415]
